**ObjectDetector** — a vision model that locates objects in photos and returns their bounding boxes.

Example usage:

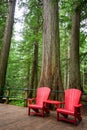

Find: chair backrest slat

[64,89,81,111]
[36,87,51,106]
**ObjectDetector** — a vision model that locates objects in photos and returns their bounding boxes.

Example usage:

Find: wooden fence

[0,88,32,107]
[0,87,87,107]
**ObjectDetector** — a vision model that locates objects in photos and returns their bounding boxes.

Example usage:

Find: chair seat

[57,108,74,115]
[29,104,43,109]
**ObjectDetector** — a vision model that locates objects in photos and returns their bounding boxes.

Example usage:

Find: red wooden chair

[28,87,51,117]
[56,88,82,125]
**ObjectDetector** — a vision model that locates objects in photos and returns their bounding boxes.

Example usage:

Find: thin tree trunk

[29,42,38,98]
[82,61,85,90]
[0,0,16,99]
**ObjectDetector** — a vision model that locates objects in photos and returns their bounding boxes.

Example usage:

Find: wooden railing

[0,88,87,107]
[0,87,34,107]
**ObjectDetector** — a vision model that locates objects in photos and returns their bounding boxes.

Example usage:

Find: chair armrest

[28,98,36,105]
[60,101,65,104]
[74,104,82,108]
[28,98,36,101]
[74,104,82,113]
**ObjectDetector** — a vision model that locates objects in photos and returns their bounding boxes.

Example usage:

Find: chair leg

[77,109,82,121]
[57,112,59,121]
[28,107,30,115]
[44,107,50,114]
[74,116,77,125]
[42,109,44,117]
[77,114,82,121]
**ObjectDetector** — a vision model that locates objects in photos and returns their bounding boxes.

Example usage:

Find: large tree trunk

[0,0,16,99]
[69,2,82,90]
[39,0,63,100]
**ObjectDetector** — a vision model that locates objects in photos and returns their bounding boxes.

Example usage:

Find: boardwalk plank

[0,103,87,130]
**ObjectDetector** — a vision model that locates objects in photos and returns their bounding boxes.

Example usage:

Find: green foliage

[6,0,43,92]
[4,0,87,100]
[9,100,24,106]
[59,0,87,89]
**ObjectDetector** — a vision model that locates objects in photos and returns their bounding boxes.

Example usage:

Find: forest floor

[0,103,87,130]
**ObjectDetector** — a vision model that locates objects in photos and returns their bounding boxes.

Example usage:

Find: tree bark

[39,0,63,100]
[29,42,38,97]
[69,2,82,90]
[0,0,16,99]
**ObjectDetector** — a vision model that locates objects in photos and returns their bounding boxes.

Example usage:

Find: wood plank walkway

[0,103,87,130]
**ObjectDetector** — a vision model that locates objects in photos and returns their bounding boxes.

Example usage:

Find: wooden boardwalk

[0,103,87,130]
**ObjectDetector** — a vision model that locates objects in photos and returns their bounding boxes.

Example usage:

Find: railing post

[24,88,29,107]
[6,87,10,104]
